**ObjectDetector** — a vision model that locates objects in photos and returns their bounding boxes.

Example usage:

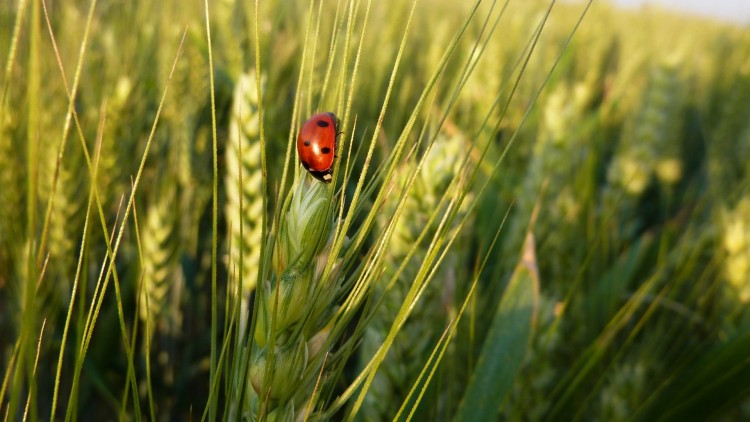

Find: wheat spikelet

[225,71,264,420]
[156,35,211,277]
[526,79,594,212]
[96,76,133,211]
[34,78,86,296]
[0,109,24,251]
[243,176,344,420]
[225,71,264,333]
[37,97,65,206]
[150,26,208,189]
[47,145,86,273]
[710,60,750,193]
[605,59,686,227]
[214,0,244,76]
[38,124,87,316]
[139,184,180,339]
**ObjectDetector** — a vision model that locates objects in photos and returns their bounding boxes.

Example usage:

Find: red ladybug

[297,112,339,183]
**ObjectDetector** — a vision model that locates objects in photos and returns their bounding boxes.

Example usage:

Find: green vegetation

[1,0,749,420]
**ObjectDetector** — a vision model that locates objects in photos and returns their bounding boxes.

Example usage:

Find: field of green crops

[2,0,750,420]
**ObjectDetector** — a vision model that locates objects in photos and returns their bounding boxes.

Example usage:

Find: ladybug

[297,112,339,183]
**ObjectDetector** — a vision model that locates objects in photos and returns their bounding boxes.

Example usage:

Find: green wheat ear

[360,130,470,421]
[139,183,180,340]
[605,58,686,227]
[225,71,265,334]
[43,135,86,318]
[97,76,133,211]
[0,109,24,257]
[48,148,86,268]
[710,61,750,193]
[244,175,344,421]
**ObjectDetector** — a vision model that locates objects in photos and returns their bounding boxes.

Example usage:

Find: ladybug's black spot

[303,140,311,147]
[321,147,331,154]
[316,120,330,128]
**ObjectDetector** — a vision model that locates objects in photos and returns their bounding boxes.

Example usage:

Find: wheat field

[1,0,750,420]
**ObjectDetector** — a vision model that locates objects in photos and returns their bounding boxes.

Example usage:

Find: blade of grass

[40,1,152,416]
[544,266,664,420]
[50,100,107,420]
[276,0,317,204]
[455,223,540,421]
[62,28,188,422]
[203,0,219,417]
[36,0,98,268]
[334,0,484,279]
[396,201,515,421]
[11,0,41,415]
[22,319,45,422]
[636,328,750,421]
[327,0,541,413]
[0,339,20,417]
[129,198,156,422]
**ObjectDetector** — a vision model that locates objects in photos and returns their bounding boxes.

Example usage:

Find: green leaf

[583,233,655,337]
[634,327,750,421]
[455,231,540,421]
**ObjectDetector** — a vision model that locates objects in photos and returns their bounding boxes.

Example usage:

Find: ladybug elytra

[297,112,339,183]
